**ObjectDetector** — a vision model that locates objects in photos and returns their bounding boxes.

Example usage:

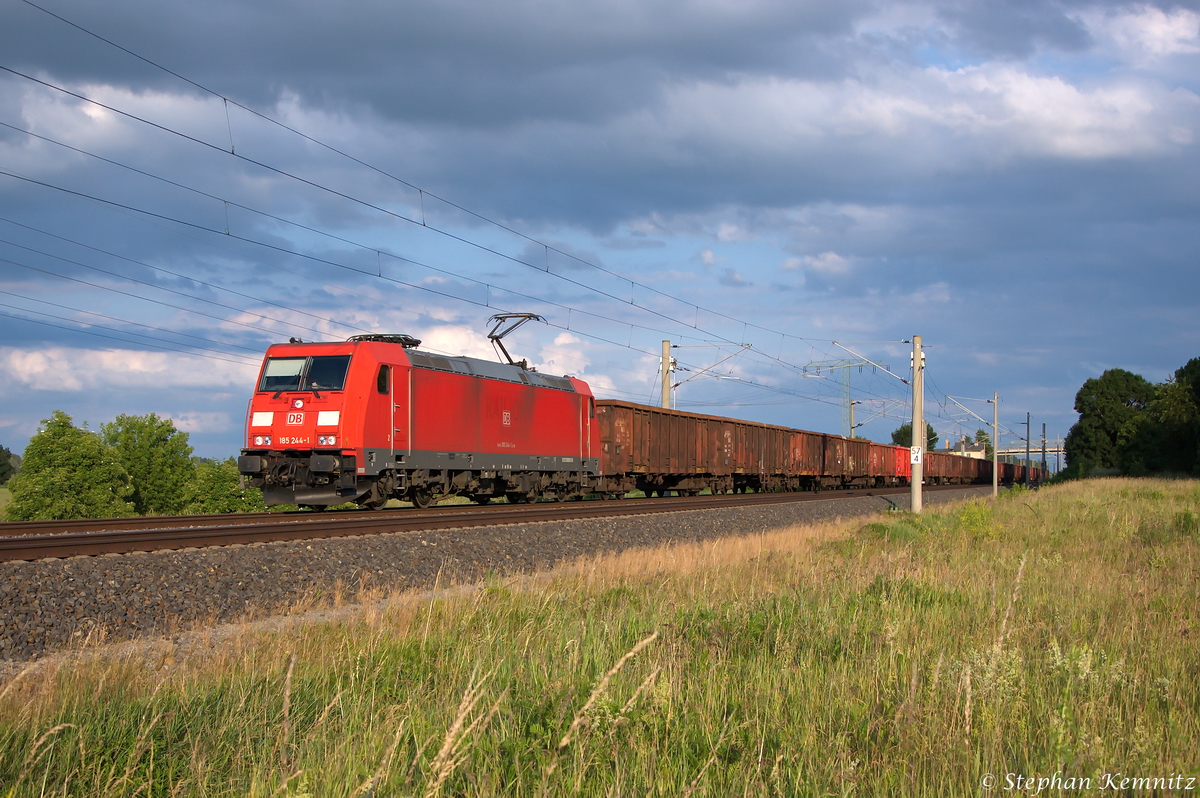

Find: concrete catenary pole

[1025,412,1031,488]
[661,340,671,410]
[1041,423,1047,480]
[911,335,924,513]
[992,391,999,498]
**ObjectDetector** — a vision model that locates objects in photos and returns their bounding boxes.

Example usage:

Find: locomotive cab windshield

[259,355,352,394]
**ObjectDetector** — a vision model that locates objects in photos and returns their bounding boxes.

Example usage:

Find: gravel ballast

[0,487,990,662]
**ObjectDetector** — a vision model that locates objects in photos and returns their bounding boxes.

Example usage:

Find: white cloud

[165,411,234,433]
[716,222,752,241]
[552,332,582,346]
[416,325,499,359]
[942,64,1196,157]
[610,59,1199,170]
[1081,5,1200,61]
[718,268,752,287]
[783,251,852,274]
[0,347,256,393]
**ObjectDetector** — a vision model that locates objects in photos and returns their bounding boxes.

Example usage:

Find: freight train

[237,334,1045,509]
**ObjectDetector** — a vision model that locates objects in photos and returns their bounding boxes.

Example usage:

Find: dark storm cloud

[3,0,870,127]
[936,0,1093,60]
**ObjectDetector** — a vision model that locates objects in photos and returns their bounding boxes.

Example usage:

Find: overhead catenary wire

[0,308,259,367]
[0,122,742,352]
[0,64,865,384]
[0,167,666,362]
[0,211,378,337]
[0,249,328,340]
[11,0,854,353]
[0,8,937,416]
[0,289,264,357]
[0,166,881,412]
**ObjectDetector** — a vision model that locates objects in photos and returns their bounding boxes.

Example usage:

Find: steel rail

[0,485,976,562]
[0,488,892,537]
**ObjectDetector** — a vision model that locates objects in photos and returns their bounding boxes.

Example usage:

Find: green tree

[1064,368,1154,472]
[181,458,267,514]
[100,413,195,515]
[1175,357,1200,405]
[1171,357,1200,475]
[1116,378,1199,475]
[973,429,994,458]
[890,422,939,452]
[0,444,13,484]
[6,411,135,521]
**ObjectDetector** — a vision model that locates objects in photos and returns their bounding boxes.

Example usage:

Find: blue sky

[1,0,1198,460]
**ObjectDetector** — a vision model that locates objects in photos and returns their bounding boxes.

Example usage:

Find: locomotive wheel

[360,496,388,511]
[473,495,491,505]
[301,504,327,512]
[409,488,434,509]
[505,491,531,504]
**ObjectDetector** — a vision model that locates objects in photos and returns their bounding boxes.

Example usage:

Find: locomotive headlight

[292,398,305,409]
[328,435,336,446]
[264,436,272,446]
[318,435,338,446]
[254,436,264,446]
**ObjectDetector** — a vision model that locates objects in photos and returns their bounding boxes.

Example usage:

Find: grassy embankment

[0,479,1197,795]
[0,487,10,520]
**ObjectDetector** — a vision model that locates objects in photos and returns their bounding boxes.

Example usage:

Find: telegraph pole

[991,392,999,498]
[910,336,924,513]
[661,340,672,409]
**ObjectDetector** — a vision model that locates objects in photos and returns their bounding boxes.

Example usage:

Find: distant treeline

[1064,357,1200,478]
[3,410,265,521]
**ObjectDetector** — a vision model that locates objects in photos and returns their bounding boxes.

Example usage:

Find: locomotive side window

[589,397,595,419]
[258,355,352,392]
[377,364,390,394]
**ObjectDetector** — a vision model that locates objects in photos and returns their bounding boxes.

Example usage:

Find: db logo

[502,411,512,426]
[286,412,304,426]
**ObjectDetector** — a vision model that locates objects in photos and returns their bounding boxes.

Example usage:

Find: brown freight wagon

[595,400,795,495]
[592,399,1022,497]
[595,401,904,494]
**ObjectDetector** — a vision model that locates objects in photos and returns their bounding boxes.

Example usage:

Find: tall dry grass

[0,478,1197,795]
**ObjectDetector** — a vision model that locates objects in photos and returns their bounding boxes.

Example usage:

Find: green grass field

[0,479,1197,795]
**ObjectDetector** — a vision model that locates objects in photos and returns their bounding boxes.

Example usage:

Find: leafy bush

[101,413,195,515]
[6,411,135,520]
[181,458,267,514]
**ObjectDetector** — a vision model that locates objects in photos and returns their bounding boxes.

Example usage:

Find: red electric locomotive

[237,334,601,509]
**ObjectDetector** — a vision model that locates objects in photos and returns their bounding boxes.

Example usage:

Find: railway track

[0,485,971,562]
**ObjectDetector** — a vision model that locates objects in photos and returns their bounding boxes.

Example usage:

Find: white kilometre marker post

[910,335,924,513]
